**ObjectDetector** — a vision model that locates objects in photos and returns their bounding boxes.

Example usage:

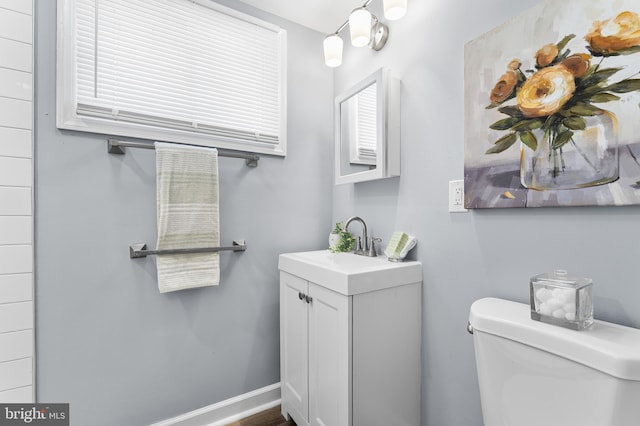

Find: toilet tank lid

[469,297,640,381]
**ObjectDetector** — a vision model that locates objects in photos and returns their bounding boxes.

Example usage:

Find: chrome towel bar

[107,139,259,167]
[129,240,247,259]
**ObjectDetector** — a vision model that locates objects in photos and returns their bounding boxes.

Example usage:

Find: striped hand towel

[155,142,220,293]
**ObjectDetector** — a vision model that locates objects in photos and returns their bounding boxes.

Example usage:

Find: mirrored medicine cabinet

[335,68,400,185]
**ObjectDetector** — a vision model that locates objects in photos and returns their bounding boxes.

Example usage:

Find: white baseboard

[149,383,281,426]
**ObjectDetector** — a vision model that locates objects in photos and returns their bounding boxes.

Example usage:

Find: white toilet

[469,297,640,426]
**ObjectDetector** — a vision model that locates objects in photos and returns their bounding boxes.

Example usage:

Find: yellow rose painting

[464,0,640,208]
[516,65,576,118]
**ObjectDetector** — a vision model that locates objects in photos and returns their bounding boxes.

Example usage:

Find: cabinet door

[308,283,352,426]
[280,272,309,424]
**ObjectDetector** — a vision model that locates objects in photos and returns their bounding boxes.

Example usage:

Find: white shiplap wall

[0,0,34,403]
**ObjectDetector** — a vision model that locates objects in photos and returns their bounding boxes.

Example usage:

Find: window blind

[348,83,376,165]
[66,0,286,151]
[356,85,377,161]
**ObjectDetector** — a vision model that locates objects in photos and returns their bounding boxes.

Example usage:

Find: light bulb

[349,7,372,47]
[383,0,407,20]
[323,34,343,67]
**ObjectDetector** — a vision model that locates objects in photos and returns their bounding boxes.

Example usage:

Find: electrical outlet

[449,180,468,213]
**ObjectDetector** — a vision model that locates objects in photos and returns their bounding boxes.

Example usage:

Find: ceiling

[235,0,365,34]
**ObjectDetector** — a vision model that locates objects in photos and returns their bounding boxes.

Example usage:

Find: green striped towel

[155,142,219,293]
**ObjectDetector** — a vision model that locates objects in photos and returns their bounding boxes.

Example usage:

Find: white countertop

[278,250,422,296]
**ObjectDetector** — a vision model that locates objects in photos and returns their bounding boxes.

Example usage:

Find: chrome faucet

[343,216,379,257]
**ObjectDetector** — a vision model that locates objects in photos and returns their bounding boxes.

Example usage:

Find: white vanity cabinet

[279,251,422,426]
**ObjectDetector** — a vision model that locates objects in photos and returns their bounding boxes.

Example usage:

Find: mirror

[335,68,400,184]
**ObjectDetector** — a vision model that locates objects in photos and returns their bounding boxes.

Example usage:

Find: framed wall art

[464,0,640,208]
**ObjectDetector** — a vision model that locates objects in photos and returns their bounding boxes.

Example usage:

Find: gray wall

[34,1,333,425]
[333,1,640,425]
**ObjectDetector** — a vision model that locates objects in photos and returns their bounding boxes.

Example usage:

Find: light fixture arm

[334,20,349,36]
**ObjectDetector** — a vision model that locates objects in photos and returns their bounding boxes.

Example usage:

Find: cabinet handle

[305,295,313,304]
[298,292,305,300]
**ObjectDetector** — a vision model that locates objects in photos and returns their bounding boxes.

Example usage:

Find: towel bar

[108,139,259,167]
[129,240,247,259]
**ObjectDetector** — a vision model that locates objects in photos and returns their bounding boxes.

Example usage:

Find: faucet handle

[354,236,363,255]
[366,237,382,257]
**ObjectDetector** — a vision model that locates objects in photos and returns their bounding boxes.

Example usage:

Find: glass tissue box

[530,269,593,330]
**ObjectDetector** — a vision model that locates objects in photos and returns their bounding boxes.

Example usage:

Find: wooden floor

[225,405,296,426]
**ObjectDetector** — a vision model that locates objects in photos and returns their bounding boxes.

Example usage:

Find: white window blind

[57,0,287,155]
[349,83,376,165]
[356,85,377,161]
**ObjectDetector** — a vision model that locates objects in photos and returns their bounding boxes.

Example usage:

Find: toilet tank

[469,297,640,426]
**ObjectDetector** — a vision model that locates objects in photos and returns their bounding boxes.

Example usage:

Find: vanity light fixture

[349,7,373,47]
[383,0,407,20]
[323,0,407,67]
[323,34,344,67]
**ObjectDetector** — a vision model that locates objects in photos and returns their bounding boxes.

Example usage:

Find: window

[57,0,287,155]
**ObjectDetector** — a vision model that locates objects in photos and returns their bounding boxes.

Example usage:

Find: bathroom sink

[278,250,422,296]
